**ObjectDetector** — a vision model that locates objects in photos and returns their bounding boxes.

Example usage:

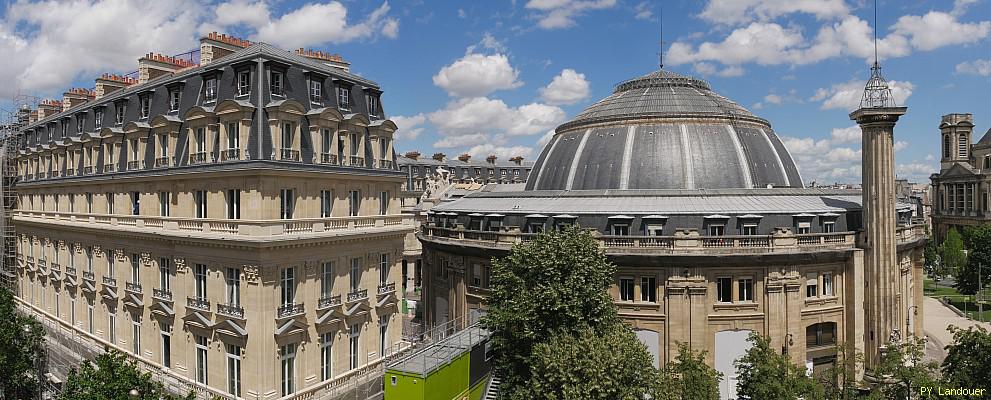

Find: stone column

[850,106,907,368]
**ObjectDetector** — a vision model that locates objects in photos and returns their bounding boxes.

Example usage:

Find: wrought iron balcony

[189,152,209,164]
[65,266,76,277]
[377,159,393,169]
[320,153,338,165]
[126,160,142,170]
[277,302,305,318]
[82,271,95,282]
[317,294,342,310]
[102,276,117,287]
[347,288,368,303]
[37,259,46,268]
[152,288,173,302]
[186,296,211,311]
[154,156,170,168]
[38,172,47,179]
[220,148,240,161]
[65,168,75,176]
[280,148,300,161]
[103,163,115,172]
[217,303,244,319]
[125,281,142,293]
[348,156,364,167]
[377,282,396,295]
[84,166,93,174]
[51,170,60,177]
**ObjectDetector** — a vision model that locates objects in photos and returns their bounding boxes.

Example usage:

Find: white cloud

[764,93,783,105]
[956,59,991,76]
[433,53,522,97]
[466,32,507,54]
[539,68,590,105]
[525,0,617,29]
[896,162,939,181]
[891,11,991,51]
[251,2,399,49]
[699,0,849,25]
[465,143,534,159]
[537,130,557,147]
[925,154,935,161]
[829,125,861,144]
[810,79,914,110]
[428,97,566,137]
[434,133,489,148]
[211,0,270,29]
[783,124,927,184]
[392,113,426,141]
[894,141,909,152]
[691,62,745,77]
[953,0,979,16]
[634,2,653,20]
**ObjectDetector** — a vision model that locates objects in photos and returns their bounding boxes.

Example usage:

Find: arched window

[943,135,951,159]
[959,135,969,159]
[806,322,837,347]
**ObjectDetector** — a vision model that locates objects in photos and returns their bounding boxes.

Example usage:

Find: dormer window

[115,103,126,126]
[61,122,67,138]
[76,115,85,133]
[237,71,250,96]
[140,96,151,119]
[169,89,181,112]
[366,95,379,115]
[204,78,217,102]
[337,87,350,110]
[270,71,284,96]
[95,109,103,128]
[309,80,322,103]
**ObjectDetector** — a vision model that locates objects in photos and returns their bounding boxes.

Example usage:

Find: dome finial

[658,4,665,69]
[860,0,896,108]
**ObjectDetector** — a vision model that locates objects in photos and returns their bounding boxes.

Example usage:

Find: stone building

[417,69,926,399]
[930,113,991,243]
[10,33,412,399]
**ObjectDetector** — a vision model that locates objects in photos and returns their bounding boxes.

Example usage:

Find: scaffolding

[1,93,36,294]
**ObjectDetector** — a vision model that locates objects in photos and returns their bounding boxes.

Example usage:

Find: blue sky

[2,0,990,184]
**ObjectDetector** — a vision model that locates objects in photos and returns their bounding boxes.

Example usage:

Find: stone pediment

[942,162,979,177]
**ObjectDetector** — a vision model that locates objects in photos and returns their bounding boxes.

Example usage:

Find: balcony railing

[377,159,393,169]
[154,156,170,168]
[103,163,115,172]
[102,276,117,287]
[65,266,76,277]
[220,148,240,161]
[347,288,368,303]
[320,153,338,165]
[377,282,396,295]
[277,302,305,318]
[317,294,342,309]
[82,271,95,282]
[189,152,210,164]
[65,168,75,176]
[217,303,244,319]
[152,288,173,302]
[38,172,47,179]
[51,170,60,178]
[186,296,211,311]
[125,281,142,293]
[280,148,300,161]
[127,160,142,170]
[84,166,93,174]
[348,156,364,167]
[50,262,60,272]
[12,211,413,239]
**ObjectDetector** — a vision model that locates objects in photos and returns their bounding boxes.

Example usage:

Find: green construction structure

[384,325,497,400]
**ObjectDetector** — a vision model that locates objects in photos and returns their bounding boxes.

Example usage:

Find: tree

[481,226,622,397]
[734,332,823,400]
[663,342,722,400]
[868,337,941,399]
[0,287,46,400]
[940,229,967,287]
[956,225,991,295]
[526,325,668,400]
[941,325,991,388]
[60,349,193,400]
[923,233,942,280]
[818,344,864,400]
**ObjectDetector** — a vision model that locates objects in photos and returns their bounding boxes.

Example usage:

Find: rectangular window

[645,224,664,236]
[367,95,379,115]
[108,311,116,344]
[611,224,629,236]
[379,315,389,356]
[194,264,207,299]
[350,258,361,291]
[349,132,359,156]
[107,254,115,276]
[619,277,634,301]
[321,129,332,157]
[159,192,170,217]
[226,267,240,306]
[237,71,250,96]
[195,335,208,384]
[738,278,754,302]
[379,253,389,284]
[472,263,482,287]
[797,223,811,234]
[95,109,104,128]
[130,191,140,215]
[338,87,350,109]
[158,257,171,292]
[281,343,296,396]
[115,103,126,125]
[107,192,115,214]
[169,89,181,112]
[140,96,151,119]
[321,262,334,297]
[270,71,284,96]
[280,189,295,219]
[131,319,141,354]
[226,189,240,219]
[160,324,171,368]
[77,116,85,133]
[87,300,94,333]
[709,225,725,236]
[806,273,818,298]
[822,273,833,296]
[641,276,656,302]
[194,190,207,218]
[61,122,67,138]
[227,345,241,397]
[823,221,835,233]
[348,190,360,216]
[159,134,169,160]
[130,253,140,284]
[320,190,333,218]
[70,297,76,327]
[321,333,333,381]
[282,122,293,149]
[227,122,239,150]
[743,224,758,235]
[281,267,295,306]
[86,246,93,272]
[195,127,206,153]
[349,324,360,370]
[205,78,217,102]
[717,277,732,302]
[378,191,388,215]
[310,80,322,102]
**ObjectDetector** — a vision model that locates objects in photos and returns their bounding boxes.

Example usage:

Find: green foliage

[0,287,46,400]
[663,342,722,400]
[525,325,665,400]
[923,235,942,278]
[868,337,941,400]
[734,332,823,400]
[60,349,194,400]
[481,226,621,396]
[941,325,991,388]
[941,229,967,285]
[818,344,863,400]
[956,225,991,295]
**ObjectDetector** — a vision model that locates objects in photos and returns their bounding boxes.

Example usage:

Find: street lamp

[907,305,919,337]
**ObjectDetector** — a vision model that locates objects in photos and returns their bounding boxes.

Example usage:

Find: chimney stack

[295,48,351,72]
[200,32,251,65]
[432,152,446,162]
[509,156,524,165]
[16,106,31,126]
[62,88,95,112]
[486,155,497,164]
[37,99,62,119]
[138,53,196,84]
[404,151,420,160]
[28,110,38,124]
[457,153,471,162]
[95,74,137,100]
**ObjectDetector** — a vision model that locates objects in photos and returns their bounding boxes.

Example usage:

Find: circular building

[417,69,926,399]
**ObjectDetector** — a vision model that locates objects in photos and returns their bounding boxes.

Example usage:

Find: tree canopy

[734,332,823,400]
[0,287,46,400]
[663,342,722,400]
[868,337,941,399]
[941,325,991,389]
[60,349,193,400]
[956,225,991,295]
[941,229,968,288]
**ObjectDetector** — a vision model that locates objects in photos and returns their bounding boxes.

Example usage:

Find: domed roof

[526,69,804,191]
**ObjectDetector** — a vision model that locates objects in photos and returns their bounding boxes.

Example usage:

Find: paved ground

[922,296,991,362]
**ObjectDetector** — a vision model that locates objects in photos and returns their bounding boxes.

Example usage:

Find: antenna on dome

[873,0,879,67]
[860,0,895,108]
[658,5,664,69]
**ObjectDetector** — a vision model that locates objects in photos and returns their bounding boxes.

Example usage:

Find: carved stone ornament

[93,245,102,257]
[174,257,187,273]
[43,238,52,246]
[31,236,38,245]
[114,249,125,261]
[57,240,66,250]
[243,265,259,284]
[73,243,82,253]
[140,252,152,266]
